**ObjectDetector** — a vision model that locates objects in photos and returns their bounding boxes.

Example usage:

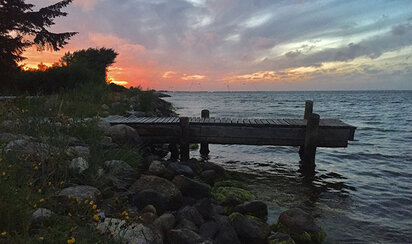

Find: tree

[0,0,77,82]
[60,48,118,83]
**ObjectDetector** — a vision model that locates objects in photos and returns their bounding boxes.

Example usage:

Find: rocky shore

[0,90,325,243]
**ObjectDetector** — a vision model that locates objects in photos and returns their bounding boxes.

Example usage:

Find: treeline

[1,48,118,95]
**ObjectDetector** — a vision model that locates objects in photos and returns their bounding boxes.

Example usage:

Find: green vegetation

[211,186,255,205]
[0,84,163,243]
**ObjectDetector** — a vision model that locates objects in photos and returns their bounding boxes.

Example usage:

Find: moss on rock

[211,186,254,205]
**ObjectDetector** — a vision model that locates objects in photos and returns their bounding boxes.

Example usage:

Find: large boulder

[148,160,168,176]
[214,215,241,244]
[199,221,219,240]
[107,124,142,145]
[168,228,204,244]
[233,200,268,220]
[58,185,101,201]
[172,175,211,199]
[268,232,296,244]
[104,160,139,191]
[176,206,205,227]
[154,213,176,236]
[66,146,90,159]
[98,218,162,244]
[168,162,195,178]
[0,133,29,143]
[129,175,182,213]
[6,139,55,162]
[194,198,225,221]
[276,208,326,244]
[211,186,254,206]
[229,212,271,244]
[32,208,53,222]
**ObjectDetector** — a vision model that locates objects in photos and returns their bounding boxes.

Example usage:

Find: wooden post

[180,117,190,161]
[299,100,314,159]
[169,143,179,161]
[200,109,210,157]
[301,113,320,173]
[304,100,313,119]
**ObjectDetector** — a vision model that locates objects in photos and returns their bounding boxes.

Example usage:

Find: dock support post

[301,113,320,173]
[200,109,210,157]
[299,100,314,159]
[169,143,179,161]
[180,117,190,161]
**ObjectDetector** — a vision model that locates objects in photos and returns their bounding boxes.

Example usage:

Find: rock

[149,160,167,176]
[233,200,268,220]
[214,215,241,244]
[177,206,205,226]
[32,208,53,221]
[141,155,163,170]
[211,186,254,206]
[199,221,219,240]
[229,212,271,244]
[1,119,20,130]
[268,232,296,244]
[168,162,195,178]
[173,175,211,199]
[111,102,121,108]
[98,218,162,244]
[104,160,139,191]
[97,120,111,132]
[0,133,29,143]
[154,213,176,235]
[69,157,89,173]
[200,170,221,185]
[140,211,158,225]
[277,208,326,244]
[107,124,142,145]
[101,104,110,110]
[58,185,101,201]
[168,228,204,244]
[203,162,226,176]
[194,198,225,221]
[142,204,157,215]
[67,146,90,159]
[127,110,146,117]
[176,218,198,233]
[6,139,54,162]
[129,175,182,213]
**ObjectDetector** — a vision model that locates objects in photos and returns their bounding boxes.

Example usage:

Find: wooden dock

[106,101,356,173]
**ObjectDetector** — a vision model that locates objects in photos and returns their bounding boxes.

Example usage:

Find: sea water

[163,90,412,243]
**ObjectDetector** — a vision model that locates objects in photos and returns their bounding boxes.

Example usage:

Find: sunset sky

[23,0,412,91]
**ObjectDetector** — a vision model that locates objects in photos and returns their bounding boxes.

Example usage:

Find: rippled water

[163,91,412,243]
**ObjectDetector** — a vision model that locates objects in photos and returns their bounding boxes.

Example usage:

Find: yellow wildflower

[37,189,42,193]
[126,216,130,220]
[96,226,100,230]
[70,226,78,232]
[67,237,75,244]
[28,182,33,186]
[38,236,44,241]
[92,204,97,210]
[93,215,99,221]
[84,200,89,204]
[2,172,5,176]
[34,166,38,170]
[96,209,101,213]
[1,232,6,236]
[89,200,94,205]
[39,198,45,203]
[33,204,37,208]
[111,232,115,236]
[68,212,72,216]
[48,181,52,186]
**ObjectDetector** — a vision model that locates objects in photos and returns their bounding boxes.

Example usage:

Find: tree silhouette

[0,0,77,81]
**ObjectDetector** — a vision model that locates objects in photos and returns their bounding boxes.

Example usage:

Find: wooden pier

[106,101,356,173]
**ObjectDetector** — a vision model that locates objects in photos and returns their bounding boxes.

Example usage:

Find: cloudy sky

[23,0,412,90]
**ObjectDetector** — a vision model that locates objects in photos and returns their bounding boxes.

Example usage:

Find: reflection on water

[164,91,412,243]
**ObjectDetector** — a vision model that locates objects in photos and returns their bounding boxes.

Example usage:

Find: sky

[22,0,412,91]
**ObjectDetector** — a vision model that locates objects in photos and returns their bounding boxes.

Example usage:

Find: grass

[0,83,160,243]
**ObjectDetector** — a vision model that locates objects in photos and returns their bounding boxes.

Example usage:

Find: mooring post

[301,113,320,173]
[180,117,190,161]
[299,100,314,159]
[200,109,210,157]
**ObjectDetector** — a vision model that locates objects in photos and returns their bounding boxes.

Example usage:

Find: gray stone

[214,215,241,244]
[168,162,195,178]
[67,146,90,159]
[69,157,89,173]
[0,133,29,143]
[149,160,167,176]
[58,185,101,201]
[194,198,225,221]
[268,232,296,244]
[233,200,268,220]
[104,160,139,191]
[1,119,20,130]
[230,212,271,244]
[32,208,53,221]
[141,204,157,215]
[129,175,182,212]
[200,170,221,185]
[172,175,211,199]
[154,213,176,234]
[6,139,54,162]
[177,206,205,226]
[98,218,162,244]
[101,104,110,110]
[107,124,142,145]
[168,228,204,244]
[199,221,219,240]
[277,208,326,244]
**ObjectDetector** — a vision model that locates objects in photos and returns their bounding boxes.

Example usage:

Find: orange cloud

[162,71,178,78]
[181,74,206,80]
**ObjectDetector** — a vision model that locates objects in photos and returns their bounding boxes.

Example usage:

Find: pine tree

[0,0,77,83]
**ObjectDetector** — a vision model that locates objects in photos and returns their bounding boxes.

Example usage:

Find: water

[163,91,412,243]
